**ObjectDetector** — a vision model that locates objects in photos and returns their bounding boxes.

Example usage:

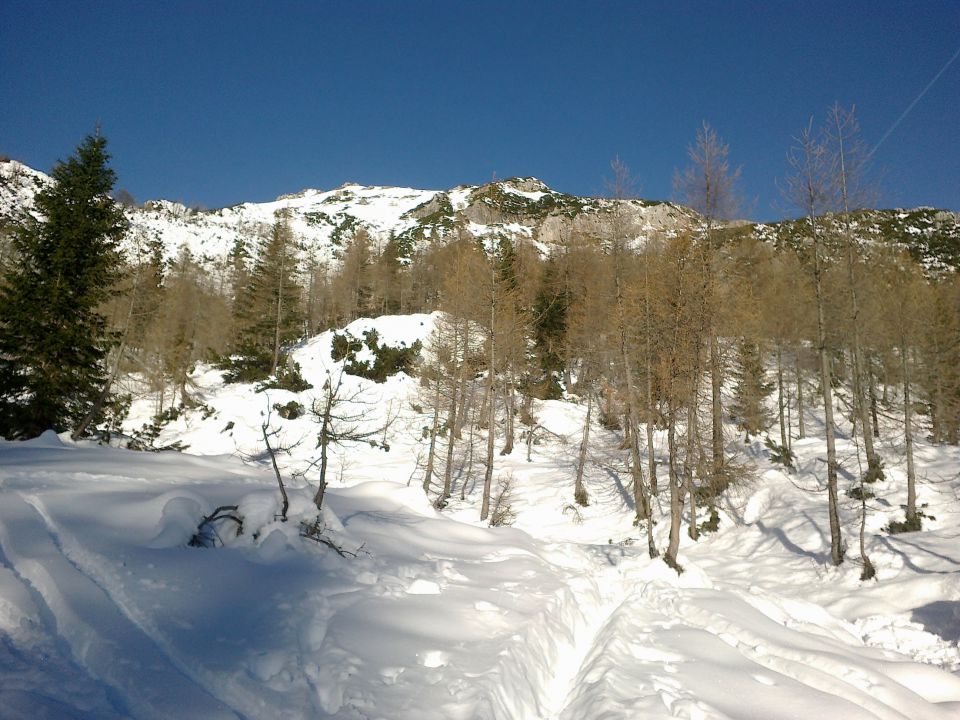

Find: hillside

[5,158,955,269]
[1,313,959,719]
[0,160,694,267]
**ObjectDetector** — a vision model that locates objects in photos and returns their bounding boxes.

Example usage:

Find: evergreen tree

[225,210,303,381]
[730,338,774,441]
[0,133,127,438]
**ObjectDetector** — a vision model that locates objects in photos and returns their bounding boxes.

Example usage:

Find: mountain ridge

[2,158,957,272]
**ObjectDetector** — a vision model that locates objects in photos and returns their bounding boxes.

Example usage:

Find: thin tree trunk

[422,373,442,494]
[313,386,332,511]
[710,336,724,487]
[859,480,875,580]
[665,405,683,572]
[574,388,592,506]
[441,328,461,501]
[272,241,285,376]
[480,276,496,521]
[868,357,880,439]
[686,399,699,541]
[262,423,289,521]
[777,344,787,450]
[501,374,514,455]
[453,321,470,440]
[614,267,651,522]
[795,348,806,439]
[644,258,659,495]
[902,340,917,523]
[835,114,880,480]
[814,233,843,565]
[461,384,478,501]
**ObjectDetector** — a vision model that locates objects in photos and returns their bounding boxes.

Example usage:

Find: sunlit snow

[1,314,959,719]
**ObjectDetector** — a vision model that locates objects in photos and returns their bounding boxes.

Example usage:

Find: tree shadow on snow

[911,601,960,643]
[755,519,828,563]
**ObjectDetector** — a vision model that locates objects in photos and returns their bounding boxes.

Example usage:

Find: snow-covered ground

[2,314,960,719]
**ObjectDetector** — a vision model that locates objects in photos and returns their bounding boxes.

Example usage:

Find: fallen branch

[299,517,367,558]
[189,505,243,548]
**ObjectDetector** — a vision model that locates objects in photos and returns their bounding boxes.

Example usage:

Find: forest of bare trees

[51,108,960,576]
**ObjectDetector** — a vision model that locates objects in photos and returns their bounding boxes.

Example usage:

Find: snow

[2,314,960,718]
[501,186,550,202]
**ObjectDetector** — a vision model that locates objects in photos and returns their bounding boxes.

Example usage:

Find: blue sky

[1,1,957,220]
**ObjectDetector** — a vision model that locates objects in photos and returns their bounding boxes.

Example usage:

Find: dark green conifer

[225,211,303,381]
[0,133,127,438]
[730,338,774,442]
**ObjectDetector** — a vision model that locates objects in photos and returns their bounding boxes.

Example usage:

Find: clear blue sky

[2,1,957,221]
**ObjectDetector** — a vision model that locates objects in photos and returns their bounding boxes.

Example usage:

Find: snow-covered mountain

[0,159,695,266]
[5,157,957,273]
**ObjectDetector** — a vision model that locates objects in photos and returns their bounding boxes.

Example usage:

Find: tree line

[1,108,957,575]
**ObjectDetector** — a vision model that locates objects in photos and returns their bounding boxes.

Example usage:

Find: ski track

[539,563,631,720]
[0,493,242,720]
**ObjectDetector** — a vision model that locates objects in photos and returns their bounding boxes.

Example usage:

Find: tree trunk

[501,375,514,455]
[441,382,459,501]
[262,422,289,521]
[868,357,880,439]
[574,389,591,506]
[313,387,332,510]
[664,406,683,572]
[710,336,724,486]
[814,239,843,566]
[615,272,650,522]
[903,341,917,523]
[480,286,496,521]
[422,373,442,494]
[777,344,788,450]
[644,259,659,495]
[271,241,285,376]
[461,385,478,501]
[795,348,805,439]
[685,400,699,541]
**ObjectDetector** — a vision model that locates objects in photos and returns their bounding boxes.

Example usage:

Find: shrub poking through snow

[189,505,243,548]
[887,505,935,534]
[128,405,190,452]
[255,360,313,393]
[489,474,516,527]
[698,506,721,535]
[331,329,423,383]
[764,436,795,469]
[273,400,304,420]
[847,485,875,501]
[299,516,366,557]
[563,503,584,524]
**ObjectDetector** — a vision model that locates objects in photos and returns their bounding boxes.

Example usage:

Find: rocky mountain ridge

[0,160,695,267]
[2,158,957,271]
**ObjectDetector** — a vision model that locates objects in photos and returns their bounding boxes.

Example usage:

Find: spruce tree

[225,210,303,382]
[0,133,127,438]
[730,338,774,442]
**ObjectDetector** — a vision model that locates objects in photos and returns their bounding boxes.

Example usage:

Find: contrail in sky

[869,45,960,158]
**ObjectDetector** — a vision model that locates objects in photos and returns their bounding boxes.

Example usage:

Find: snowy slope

[0,159,696,269]
[2,313,960,719]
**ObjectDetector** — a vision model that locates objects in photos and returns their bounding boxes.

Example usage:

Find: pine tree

[0,132,127,438]
[226,210,304,382]
[730,338,774,442]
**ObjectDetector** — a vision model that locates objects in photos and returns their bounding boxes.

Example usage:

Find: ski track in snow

[0,493,241,720]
